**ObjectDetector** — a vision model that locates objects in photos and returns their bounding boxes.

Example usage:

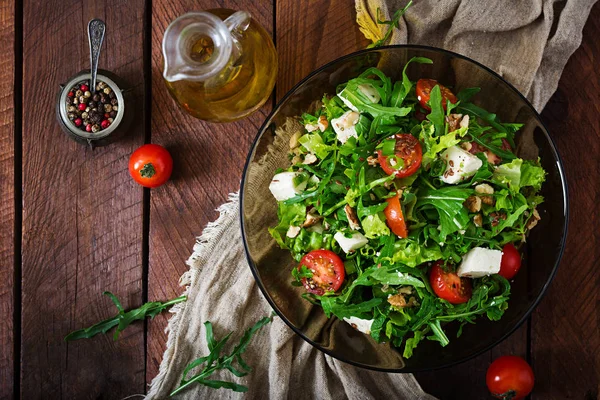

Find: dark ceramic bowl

[240,45,568,372]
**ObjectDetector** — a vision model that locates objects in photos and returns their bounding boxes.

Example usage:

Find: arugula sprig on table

[64,292,186,341]
[368,1,413,49]
[170,314,275,396]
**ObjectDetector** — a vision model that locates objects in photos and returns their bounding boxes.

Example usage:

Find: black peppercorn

[100,94,108,104]
[88,101,96,108]
[109,91,116,99]
[66,96,73,105]
[92,94,100,102]
[109,111,116,118]
[111,98,118,106]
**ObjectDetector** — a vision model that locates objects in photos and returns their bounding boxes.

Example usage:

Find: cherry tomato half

[429,261,472,304]
[384,193,408,238]
[416,79,458,111]
[377,133,423,178]
[129,144,173,188]
[486,356,535,399]
[299,249,345,295]
[499,243,522,280]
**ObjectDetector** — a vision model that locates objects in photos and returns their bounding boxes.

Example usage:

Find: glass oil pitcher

[162,9,277,122]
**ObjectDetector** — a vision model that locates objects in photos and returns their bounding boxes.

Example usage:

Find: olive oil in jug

[162,9,277,122]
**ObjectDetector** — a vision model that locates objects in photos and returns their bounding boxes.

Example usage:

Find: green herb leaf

[64,293,186,341]
[171,314,275,397]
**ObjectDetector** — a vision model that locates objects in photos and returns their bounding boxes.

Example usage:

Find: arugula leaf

[64,292,186,341]
[391,238,443,268]
[403,329,425,358]
[390,56,433,107]
[320,297,382,319]
[456,87,481,103]
[171,314,275,396]
[426,85,445,136]
[368,1,413,49]
[416,186,471,239]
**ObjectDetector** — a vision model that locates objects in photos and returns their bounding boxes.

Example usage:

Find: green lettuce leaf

[361,213,390,239]
[299,133,332,159]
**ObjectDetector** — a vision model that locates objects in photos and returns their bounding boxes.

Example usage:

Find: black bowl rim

[239,44,569,373]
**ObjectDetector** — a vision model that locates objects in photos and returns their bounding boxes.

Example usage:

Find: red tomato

[377,134,423,178]
[486,356,535,399]
[299,249,345,295]
[416,79,457,111]
[384,193,408,238]
[129,144,173,188]
[499,243,522,280]
[429,261,472,304]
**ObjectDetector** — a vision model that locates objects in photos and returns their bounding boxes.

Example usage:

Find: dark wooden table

[1,1,598,399]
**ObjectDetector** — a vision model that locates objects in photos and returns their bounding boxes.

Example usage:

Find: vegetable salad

[268,57,546,358]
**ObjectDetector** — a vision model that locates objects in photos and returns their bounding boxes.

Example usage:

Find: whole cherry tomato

[129,144,173,188]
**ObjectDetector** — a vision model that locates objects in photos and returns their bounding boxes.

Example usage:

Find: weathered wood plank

[147,0,274,384]
[531,4,600,399]
[0,0,15,397]
[21,1,146,398]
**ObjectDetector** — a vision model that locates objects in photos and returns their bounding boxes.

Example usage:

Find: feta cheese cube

[343,316,374,334]
[334,231,369,253]
[331,111,360,144]
[269,172,308,201]
[440,145,483,184]
[457,247,503,278]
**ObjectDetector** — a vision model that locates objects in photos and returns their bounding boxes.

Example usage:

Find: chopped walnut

[302,210,322,228]
[461,142,473,151]
[366,155,380,166]
[317,115,328,132]
[481,195,495,206]
[526,208,541,230]
[490,212,507,227]
[397,286,412,295]
[344,205,360,230]
[446,113,463,132]
[465,195,482,212]
[304,123,318,133]
[475,183,494,195]
[387,294,406,308]
[286,226,300,238]
[473,213,483,227]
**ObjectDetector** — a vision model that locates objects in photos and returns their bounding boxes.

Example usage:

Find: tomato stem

[140,163,156,178]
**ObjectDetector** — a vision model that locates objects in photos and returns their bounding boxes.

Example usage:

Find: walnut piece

[473,213,483,227]
[344,205,360,230]
[465,195,482,212]
[475,183,494,195]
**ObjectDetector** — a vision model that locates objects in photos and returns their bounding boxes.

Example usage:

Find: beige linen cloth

[147,1,595,399]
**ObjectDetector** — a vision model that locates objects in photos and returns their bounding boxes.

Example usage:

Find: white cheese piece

[358,84,381,103]
[269,172,308,201]
[439,146,483,184]
[460,114,470,129]
[338,89,359,112]
[457,247,503,278]
[331,111,360,144]
[308,175,320,186]
[334,231,369,253]
[286,226,300,238]
[343,316,374,334]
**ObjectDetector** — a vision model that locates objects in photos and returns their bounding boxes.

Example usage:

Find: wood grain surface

[20,1,146,398]
[3,0,599,399]
[147,0,274,383]
[0,0,15,398]
[532,5,600,399]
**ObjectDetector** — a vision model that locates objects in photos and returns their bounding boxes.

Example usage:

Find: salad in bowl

[267,57,546,358]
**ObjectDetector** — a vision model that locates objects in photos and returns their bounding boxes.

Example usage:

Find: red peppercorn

[74,118,83,127]
[101,120,110,129]
[86,124,92,132]
[68,91,74,97]
[104,113,110,118]
[78,103,86,111]
[80,84,89,92]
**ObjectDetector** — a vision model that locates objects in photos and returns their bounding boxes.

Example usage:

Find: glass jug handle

[223,11,251,36]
